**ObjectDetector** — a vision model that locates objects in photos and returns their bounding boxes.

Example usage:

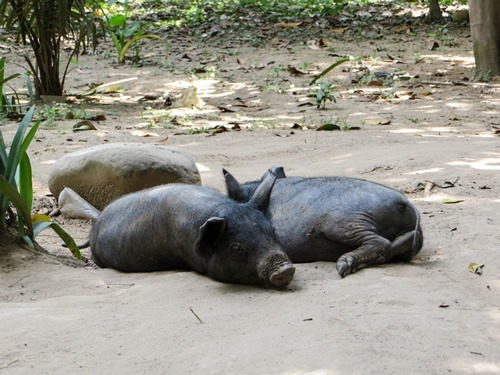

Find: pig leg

[391,229,423,262]
[335,231,418,277]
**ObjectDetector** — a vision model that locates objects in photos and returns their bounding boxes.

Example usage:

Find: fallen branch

[190,308,204,324]
[420,80,500,88]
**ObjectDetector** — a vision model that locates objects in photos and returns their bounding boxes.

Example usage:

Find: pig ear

[270,166,287,179]
[195,217,227,257]
[223,169,247,202]
[260,166,286,181]
[249,169,276,211]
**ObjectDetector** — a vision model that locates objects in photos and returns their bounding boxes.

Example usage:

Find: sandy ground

[1,21,499,374]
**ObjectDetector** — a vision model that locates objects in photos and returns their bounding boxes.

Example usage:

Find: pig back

[90,184,234,272]
[266,177,419,253]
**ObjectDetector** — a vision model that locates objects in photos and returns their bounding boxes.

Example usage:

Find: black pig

[224,167,423,277]
[87,171,295,288]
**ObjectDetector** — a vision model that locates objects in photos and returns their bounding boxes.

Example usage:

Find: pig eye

[231,243,247,256]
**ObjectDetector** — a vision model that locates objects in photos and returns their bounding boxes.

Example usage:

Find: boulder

[48,143,200,210]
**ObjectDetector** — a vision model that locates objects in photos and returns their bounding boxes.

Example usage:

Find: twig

[420,80,500,89]
[0,359,20,369]
[190,308,204,324]
[424,177,460,189]
[8,275,28,288]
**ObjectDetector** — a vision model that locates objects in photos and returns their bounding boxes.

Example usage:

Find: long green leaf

[0,174,33,239]
[0,107,35,229]
[18,153,33,213]
[0,57,4,108]
[23,73,34,105]
[119,34,167,62]
[20,234,34,247]
[310,57,350,86]
[19,120,40,164]
[16,153,32,243]
[33,219,82,259]
[0,57,22,110]
[1,73,21,86]
[110,33,123,55]
[5,105,35,185]
[0,130,7,174]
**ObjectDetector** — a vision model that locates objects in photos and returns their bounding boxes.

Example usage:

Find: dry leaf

[156,136,169,144]
[90,114,107,121]
[176,87,204,109]
[317,124,341,131]
[73,120,98,132]
[319,38,333,47]
[209,125,227,136]
[275,22,302,28]
[307,40,321,50]
[217,105,235,112]
[441,198,464,204]
[362,119,392,125]
[468,262,484,275]
[130,130,159,137]
[331,27,349,34]
[241,104,270,112]
[393,25,410,33]
[287,65,306,76]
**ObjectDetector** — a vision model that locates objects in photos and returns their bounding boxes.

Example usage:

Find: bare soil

[1,20,499,374]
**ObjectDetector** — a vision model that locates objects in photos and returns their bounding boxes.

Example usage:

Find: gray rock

[49,143,200,210]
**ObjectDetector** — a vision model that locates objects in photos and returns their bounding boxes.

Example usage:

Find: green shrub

[0,105,82,258]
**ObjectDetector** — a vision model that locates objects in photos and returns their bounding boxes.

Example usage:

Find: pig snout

[258,253,295,288]
[269,263,295,288]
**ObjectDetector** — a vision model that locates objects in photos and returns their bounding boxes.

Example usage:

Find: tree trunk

[428,0,443,22]
[469,0,500,79]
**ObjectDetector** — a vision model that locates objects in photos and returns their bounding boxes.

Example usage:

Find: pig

[64,172,295,288]
[224,167,423,277]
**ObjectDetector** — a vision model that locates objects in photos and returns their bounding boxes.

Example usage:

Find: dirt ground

[1,18,499,374]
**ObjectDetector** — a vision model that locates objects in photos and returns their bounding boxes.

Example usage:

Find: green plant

[65,105,91,120]
[272,64,286,78]
[202,66,217,79]
[0,105,81,257]
[310,57,349,85]
[0,57,20,116]
[310,80,336,109]
[97,0,168,63]
[39,104,66,127]
[0,57,35,118]
[255,120,278,129]
[0,0,97,98]
[186,127,209,134]
[316,115,351,131]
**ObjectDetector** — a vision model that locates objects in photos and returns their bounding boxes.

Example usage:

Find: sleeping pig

[224,167,423,277]
[60,171,295,288]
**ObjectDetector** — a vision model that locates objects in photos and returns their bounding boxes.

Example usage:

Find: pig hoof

[336,255,357,277]
[269,263,295,288]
